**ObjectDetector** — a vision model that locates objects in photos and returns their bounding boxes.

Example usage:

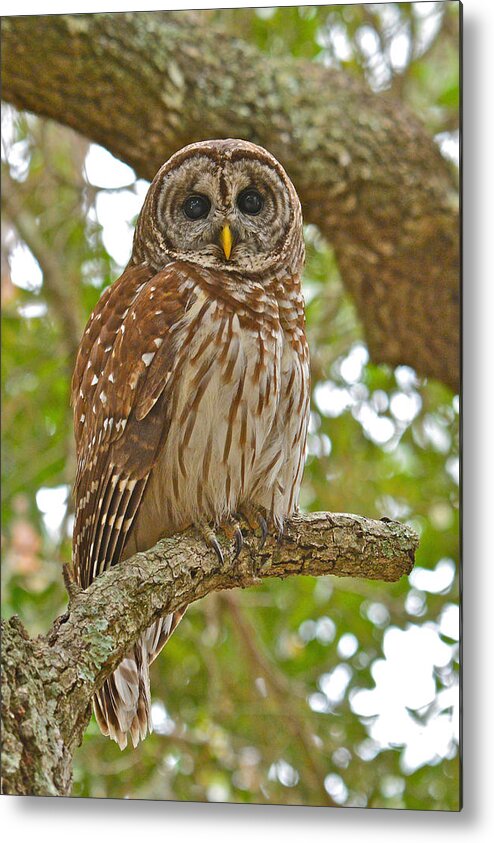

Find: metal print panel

[1,1,461,810]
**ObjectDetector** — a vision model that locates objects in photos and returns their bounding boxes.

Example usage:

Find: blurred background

[1,3,459,809]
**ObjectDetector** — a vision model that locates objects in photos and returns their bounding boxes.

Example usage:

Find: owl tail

[93,609,185,750]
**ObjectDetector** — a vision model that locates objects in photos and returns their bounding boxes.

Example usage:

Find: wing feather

[71,262,190,588]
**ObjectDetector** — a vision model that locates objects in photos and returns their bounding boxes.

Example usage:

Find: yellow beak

[219,224,233,260]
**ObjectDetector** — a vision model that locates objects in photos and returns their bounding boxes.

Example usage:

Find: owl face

[133,139,303,279]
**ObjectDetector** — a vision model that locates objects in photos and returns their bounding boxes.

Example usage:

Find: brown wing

[71,262,188,589]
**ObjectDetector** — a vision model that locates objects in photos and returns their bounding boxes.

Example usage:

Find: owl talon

[257,515,268,549]
[196,520,225,565]
[238,505,269,551]
[217,517,244,561]
[211,537,225,565]
[233,526,244,560]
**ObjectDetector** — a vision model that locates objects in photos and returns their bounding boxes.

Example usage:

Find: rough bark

[1,11,459,391]
[1,511,417,797]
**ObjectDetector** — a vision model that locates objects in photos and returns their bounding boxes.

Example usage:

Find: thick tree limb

[1,11,459,390]
[1,511,417,796]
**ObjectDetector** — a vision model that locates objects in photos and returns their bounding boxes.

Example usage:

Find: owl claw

[211,537,224,565]
[233,526,244,560]
[257,515,268,550]
[196,520,225,565]
[218,517,244,561]
[238,505,269,552]
[197,513,264,566]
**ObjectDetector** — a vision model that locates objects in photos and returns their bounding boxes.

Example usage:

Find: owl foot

[219,517,244,561]
[195,517,244,566]
[237,505,268,551]
[196,519,225,565]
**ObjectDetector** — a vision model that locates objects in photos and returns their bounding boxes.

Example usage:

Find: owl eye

[237,188,264,216]
[183,194,211,220]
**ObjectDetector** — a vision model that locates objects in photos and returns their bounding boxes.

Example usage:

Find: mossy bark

[1,511,418,796]
[1,11,459,390]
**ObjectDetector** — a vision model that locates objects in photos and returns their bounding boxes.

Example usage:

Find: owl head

[132,139,304,279]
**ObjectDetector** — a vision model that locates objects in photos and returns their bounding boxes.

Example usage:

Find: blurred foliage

[1,3,460,810]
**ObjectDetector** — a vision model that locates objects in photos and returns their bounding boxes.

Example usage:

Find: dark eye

[237,188,264,216]
[183,194,211,220]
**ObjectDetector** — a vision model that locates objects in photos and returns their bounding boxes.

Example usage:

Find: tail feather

[94,608,185,749]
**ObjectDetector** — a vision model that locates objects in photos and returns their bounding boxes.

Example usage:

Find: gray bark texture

[1,10,459,391]
[1,512,418,796]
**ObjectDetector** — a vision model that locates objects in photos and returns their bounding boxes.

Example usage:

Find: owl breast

[123,267,309,558]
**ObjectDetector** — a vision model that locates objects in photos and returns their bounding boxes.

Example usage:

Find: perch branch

[2,511,417,796]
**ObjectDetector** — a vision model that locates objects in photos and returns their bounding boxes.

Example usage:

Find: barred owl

[71,139,310,749]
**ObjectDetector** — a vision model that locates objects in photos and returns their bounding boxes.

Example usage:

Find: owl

[71,139,310,749]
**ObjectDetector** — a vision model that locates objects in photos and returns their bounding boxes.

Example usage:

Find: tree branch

[1,11,459,390]
[1,511,417,797]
